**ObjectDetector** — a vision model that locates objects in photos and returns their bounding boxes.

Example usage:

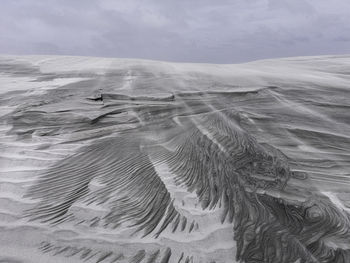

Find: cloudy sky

[1,0,350,63]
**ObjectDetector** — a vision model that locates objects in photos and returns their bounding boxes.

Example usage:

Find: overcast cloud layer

[1,0,350,63]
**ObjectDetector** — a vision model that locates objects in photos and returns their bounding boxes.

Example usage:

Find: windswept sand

[0,55,350,263]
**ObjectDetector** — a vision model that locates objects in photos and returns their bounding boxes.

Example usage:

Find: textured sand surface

[0,55,350,263]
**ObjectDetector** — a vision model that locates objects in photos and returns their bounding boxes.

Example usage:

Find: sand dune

[0,55,350,262]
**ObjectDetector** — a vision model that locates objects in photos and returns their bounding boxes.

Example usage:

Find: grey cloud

[0,0,349,63]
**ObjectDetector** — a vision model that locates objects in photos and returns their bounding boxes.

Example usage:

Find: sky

[1,0,350,63]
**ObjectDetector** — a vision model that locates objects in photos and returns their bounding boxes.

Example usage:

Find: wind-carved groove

[23,103,350,262]
[24,136,187,238]
[39,241,117,261]
[130,250,146,263]
[146,249,160,263]
[159,112,290,216]
[155,111,350,263]
[38,242,175,263]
